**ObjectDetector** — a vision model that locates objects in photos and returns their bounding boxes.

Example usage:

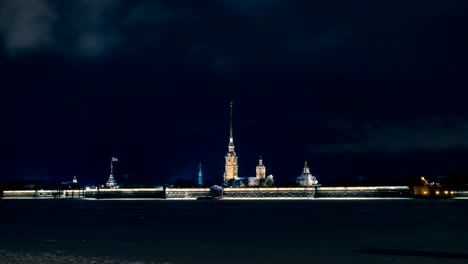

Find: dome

[296,174,318,187]
[296,161,318,187]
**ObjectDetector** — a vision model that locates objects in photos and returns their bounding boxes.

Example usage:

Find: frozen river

[0,198,467,264]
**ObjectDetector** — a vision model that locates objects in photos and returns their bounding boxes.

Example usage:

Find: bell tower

[224,101,238,181]
[256,156,266,180]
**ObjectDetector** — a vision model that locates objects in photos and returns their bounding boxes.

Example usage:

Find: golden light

[450,191,455,194]
[435,191,440,195]
[444,191,449,195]
[423,191,428,194]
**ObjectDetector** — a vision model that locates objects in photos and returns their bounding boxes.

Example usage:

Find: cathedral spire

[224,101,238,182]
[228,101,235,153]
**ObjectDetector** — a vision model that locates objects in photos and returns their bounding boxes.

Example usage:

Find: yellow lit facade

[256,156,266,180]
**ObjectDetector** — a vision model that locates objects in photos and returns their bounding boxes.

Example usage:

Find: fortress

[2,103,459,200]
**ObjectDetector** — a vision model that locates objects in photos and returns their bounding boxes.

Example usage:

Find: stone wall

[223,187,316,198]
[316,186,411,198]
[165,188,210,199]
[1,188,165,199]
[454,191,468,198]
[85,188,165,199]
[0,186,414,199]
[2,190,56,198]
[166,186,411,199]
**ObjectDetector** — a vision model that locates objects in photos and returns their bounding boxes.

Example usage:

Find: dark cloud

[310,116,468,153]
[0,0,57,54]
[0,0,189,57]
[1,0,464,68]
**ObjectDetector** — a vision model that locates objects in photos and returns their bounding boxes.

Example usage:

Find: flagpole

[110,158,113,175]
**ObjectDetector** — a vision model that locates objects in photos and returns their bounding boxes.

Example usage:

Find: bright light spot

[85,187,90,191]
[423,191,427,194]
[444,190,448,195]
[451,191,455,194]
[436,191,440,195]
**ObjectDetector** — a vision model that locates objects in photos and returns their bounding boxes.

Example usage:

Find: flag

[112,157,118,162]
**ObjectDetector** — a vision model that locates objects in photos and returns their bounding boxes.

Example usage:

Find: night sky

[1,0,468,186]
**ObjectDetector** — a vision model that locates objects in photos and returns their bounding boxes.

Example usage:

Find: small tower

[106,157,119,188]
[224,101,238,181]
[72,176,78,184]
[256,156,266,180]
[198,162,203,186]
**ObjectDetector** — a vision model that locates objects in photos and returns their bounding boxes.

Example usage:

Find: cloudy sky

[1,0,468,185]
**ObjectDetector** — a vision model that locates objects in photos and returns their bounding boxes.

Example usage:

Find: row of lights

[422,190,455,195]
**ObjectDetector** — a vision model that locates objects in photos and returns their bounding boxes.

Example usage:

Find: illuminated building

[222,102,275,187]
[106,174,118,188]
[256,156,266,180]
[224,101,238,182]
[296,161,318,187]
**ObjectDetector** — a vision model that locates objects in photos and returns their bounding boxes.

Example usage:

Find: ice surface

[1,199,467,264]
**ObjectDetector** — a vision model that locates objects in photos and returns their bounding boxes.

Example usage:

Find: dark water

[1,199,467,264]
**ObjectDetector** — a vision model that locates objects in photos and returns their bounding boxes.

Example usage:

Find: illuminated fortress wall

[85,188,166,199]
[165,188,210,199]
[1,186,412,199]
[223,187,316,198]
[315,186,410,198]
[1,188,166,199]
[454,190,468,198]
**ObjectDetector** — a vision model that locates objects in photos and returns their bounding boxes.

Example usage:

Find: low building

[296,162,318,187]
[106,174,118,188]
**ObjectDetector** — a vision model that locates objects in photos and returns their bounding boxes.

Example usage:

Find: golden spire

[228,101,235,152]
[230,101,233,139]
